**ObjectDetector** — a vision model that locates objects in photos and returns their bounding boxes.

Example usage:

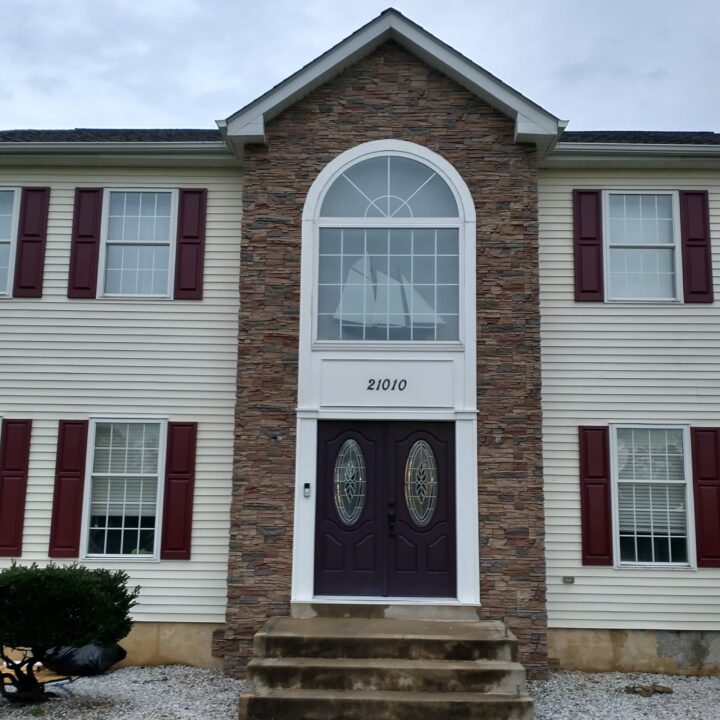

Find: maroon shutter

[67,188,103,298]
[579,426,613,565]
[48,421,88,558]
[174,189,207,300]
[680,191,714,303]
[0,419,32,557]
[13,187,50,298]
[573,190,604,301]
[691,428,720,567]
[161,422,197,559]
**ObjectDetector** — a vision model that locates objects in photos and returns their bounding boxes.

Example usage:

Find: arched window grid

[312,149,467,345]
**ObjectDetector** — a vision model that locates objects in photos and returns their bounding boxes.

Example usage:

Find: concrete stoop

[238,616,533,720]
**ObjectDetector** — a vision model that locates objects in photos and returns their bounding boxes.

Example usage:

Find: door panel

[315,422,385,595]
[315,421,455,598]
[387,423,456,597]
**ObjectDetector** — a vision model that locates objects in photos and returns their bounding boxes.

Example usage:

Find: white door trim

[292,140,479,605]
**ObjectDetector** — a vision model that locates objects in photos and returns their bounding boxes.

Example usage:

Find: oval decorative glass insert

[334,439,366,525]
[404,440,438,527]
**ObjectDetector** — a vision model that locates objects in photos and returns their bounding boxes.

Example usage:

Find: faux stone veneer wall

[224,40,547,675]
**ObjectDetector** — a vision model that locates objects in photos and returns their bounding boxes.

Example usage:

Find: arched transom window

[316,154,461,342]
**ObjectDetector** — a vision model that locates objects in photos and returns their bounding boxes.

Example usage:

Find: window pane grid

[105,191,172,296]
[608,193,673,246]
[320,156,458,218]
[0,190,14,241]
[0,241,9,295]
[107,191,172,244]
[617,428,685,483]
[618,483,687,563]
[616,427,688,565]
[607,193,677,300]
[608,248,675,300]
[317,227,459,341]
[0,190,16,294]
[105,245,169,295]
[89,422,160,556]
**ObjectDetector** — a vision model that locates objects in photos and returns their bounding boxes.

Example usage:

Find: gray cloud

[0,0,719,131]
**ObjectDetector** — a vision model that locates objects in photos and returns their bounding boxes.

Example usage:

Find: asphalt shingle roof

[0,128,718,146]
[559,130,720,145]
[0,129,223,142]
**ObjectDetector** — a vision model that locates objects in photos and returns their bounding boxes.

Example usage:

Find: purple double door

[314,421,456,597]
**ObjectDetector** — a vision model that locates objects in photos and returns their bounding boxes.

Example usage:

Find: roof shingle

[559,130,720,145]
[0,129,223,143]
[0,128,718,146]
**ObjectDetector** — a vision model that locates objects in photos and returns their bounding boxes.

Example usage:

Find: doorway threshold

[292,598,483,622]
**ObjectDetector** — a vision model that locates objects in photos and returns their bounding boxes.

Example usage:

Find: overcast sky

[1,0,718,132]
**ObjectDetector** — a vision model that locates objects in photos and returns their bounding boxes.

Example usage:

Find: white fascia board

[222,10,561,152]
[0,141,239,167]
[542,142,720,170]
[515,114,562,142]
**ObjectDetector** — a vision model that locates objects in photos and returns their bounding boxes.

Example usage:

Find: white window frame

[602,190,684,303]
[79,417,167,562]
[311,150,466,348]
[610,423,696,569]
[98,188,178,299]
[0,187,21,298]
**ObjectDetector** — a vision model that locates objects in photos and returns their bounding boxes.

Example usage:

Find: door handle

[388,500,397,538]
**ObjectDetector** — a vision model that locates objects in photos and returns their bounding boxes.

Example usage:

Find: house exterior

[1,9,719,680]
[0,145,242,666]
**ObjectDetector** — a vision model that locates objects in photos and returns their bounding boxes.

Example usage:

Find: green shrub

[0,562,139,704]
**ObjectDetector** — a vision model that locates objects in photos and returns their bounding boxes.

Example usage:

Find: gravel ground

[530,670,720,720]
[0,666,244,720]
[1,666,719,719]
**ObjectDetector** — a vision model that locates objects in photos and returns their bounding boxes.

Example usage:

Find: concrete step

[239,616,532,720]
[254,617,518,662]
[291,602,483,622]
[238,689,534,720]
[249,656,527,694]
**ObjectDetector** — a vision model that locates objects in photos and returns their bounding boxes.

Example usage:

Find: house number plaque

[367,378,407,391]
[319,358,454,408]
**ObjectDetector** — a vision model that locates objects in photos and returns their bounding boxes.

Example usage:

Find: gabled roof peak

[218,8,564,156]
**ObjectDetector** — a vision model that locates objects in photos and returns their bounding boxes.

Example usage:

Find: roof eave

[542,142,720,170]
[220,9,562,155]
[0,141,238,167]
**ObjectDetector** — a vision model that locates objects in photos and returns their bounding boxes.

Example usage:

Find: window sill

[81,554,160,563]
[604,298,683,305]
[312,340,465,352]
[98,294,173,301]
[614,562,694,570]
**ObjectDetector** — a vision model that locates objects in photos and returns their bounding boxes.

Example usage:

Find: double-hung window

[101,190,177,297]
[84,420,165,558]
[574,188,712,304]
[0,188,19,296]
[613,426,691,565]
[605,192,681,301]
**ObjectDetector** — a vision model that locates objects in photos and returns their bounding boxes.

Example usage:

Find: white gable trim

[219,9,563,154]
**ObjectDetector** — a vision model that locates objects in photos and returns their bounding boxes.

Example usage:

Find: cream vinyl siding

[539,169,720,630]
[0,166,241,623]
